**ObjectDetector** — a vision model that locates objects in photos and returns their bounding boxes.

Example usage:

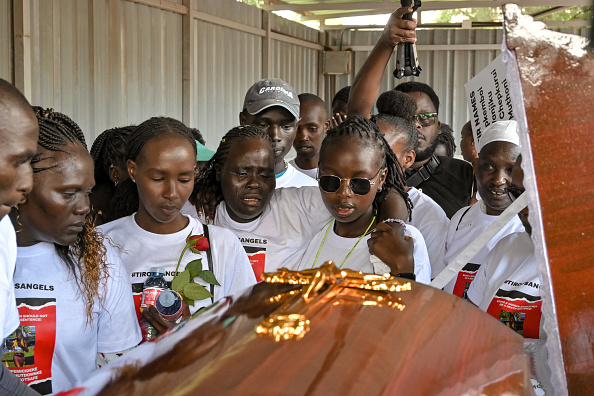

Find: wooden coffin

[71,263,532,395]
[503,5,594,394]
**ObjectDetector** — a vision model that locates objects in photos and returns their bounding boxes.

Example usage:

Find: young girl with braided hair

[295,116,431,283]
[9,107,140,395]
[374,90,450,279]
[192,123,423,282]
[89,125,135,224]
[99,117,255,316]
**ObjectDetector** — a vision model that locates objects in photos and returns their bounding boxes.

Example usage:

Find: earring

[114,181,119,186]
[13,206,23,233]
[131,179,136,183]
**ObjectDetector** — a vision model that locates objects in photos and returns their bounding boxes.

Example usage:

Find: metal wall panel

[271,40,319,96]
[0,0,12,83]
[271,13,319,42]
[192,19,262,146]
[194,0,261,28]
[25,0,182,144]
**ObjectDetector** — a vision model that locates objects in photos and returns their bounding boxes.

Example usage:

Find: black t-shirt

[406,156,474,219]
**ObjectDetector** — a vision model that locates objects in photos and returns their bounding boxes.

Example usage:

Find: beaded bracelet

[382,218,407,231]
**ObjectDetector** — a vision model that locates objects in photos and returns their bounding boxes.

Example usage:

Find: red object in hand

[188,235,209,252]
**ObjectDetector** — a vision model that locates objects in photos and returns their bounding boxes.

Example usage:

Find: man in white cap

[240,79,317,188]
[441,120,526,297]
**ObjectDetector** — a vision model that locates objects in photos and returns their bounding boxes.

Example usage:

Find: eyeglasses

[317,168,383,196]
[414,112,438,127]
[505,185,525,202]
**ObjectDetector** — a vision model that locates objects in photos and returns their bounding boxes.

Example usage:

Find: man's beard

[414,137,439,163]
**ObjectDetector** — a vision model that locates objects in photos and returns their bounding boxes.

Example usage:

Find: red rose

[188,235,209,252]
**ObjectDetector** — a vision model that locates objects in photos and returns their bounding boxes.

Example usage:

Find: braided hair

[373,90,419,153]
[32,107,108,323]
[90,126,135,185]
[109,117,197,221]
[193,126,272,207]
[320,116,412,220]
[436,123,457,157]
[189,128,206,146]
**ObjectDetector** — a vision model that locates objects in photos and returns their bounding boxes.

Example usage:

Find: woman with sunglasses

[194,125,414,281]
[295,116,431,284]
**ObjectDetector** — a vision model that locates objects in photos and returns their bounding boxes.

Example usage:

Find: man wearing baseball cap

[240,78,317,188]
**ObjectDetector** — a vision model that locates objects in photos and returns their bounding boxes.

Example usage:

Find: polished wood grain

[97,281,531,395]
[504,8,594,395]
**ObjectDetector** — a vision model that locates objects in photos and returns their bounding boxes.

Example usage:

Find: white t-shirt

[276,163,318,188]
[407,187,449,278]
[99,215,256,314]
[467,232,543,338]
[212,186,331,279]
[466,231,548,394]
[443,201,525,297]
[0,216,19,340]
[288,159,318,180]
[296,221,431,284]
[11,242,141,395]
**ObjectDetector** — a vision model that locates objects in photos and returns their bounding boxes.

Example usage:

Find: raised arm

[347,7,417,118]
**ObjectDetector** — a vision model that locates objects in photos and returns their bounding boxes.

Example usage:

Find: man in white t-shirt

[240,79,317,189]
[289,93,330,180]
[0,79,41,396]
[467,154,549,394]
[443,120,524,298]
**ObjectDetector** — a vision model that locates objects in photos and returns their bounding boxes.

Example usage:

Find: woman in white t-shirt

[99,118,256,317]
[192,126,415,280]
[9,108,141,395]
[296,116,431,283]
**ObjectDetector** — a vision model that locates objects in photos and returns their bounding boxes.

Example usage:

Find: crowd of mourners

[0,6,547,396]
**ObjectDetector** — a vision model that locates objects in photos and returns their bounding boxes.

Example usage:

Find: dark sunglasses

[317,168,383,196]
[505,186,525,202]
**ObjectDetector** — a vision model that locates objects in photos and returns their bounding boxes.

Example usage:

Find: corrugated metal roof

[262,1,591,21]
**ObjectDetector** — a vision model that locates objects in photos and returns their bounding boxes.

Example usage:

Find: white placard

[464,53,514,146]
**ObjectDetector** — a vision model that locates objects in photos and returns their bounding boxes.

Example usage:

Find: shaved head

[0,79,38,219]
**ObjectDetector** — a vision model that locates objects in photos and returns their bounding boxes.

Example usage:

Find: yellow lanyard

[311,215,376,269]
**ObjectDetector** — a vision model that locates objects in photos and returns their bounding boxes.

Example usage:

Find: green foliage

[171,230,219,306]
[433,6,591,23]
[523,6,592,21]
[198,270,221,286]
[435,8,501,23]
[186,259,203,278]
[238,0,263,8]
[171,270,190,292]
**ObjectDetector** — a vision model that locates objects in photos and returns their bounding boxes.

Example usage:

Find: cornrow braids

[33,107,108,323]
[320,115,412,220]
[437,123,457,157]
[189,128,206,146]
[90,126,135,184]
[32,107,87,172]
[193,126,272,207]
[109,117,197,221]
